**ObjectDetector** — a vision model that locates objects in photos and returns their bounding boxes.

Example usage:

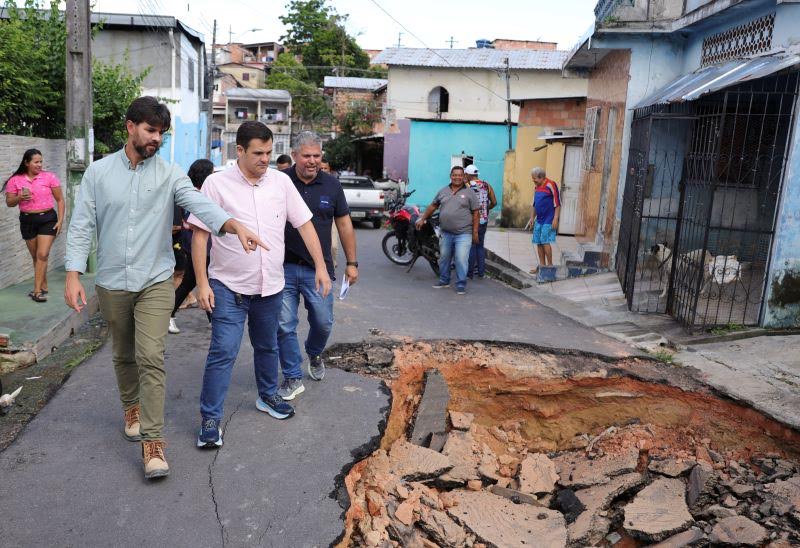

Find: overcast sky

[91,0,597,51]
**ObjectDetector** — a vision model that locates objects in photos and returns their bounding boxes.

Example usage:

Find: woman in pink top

[3,148,66,302]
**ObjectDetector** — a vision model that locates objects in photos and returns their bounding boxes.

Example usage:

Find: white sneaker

[168,317,180,334]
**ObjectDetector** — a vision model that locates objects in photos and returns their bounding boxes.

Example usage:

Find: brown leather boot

[142,440,170,479]
[123,404,141,441]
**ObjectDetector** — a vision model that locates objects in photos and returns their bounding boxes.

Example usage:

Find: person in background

[415,166,479,295]
[319,159,339,266]
[524,166,561,275]
[465,164,496,279]
[276,154,292,171]
[4,148,66,302]
[169,159,215,334]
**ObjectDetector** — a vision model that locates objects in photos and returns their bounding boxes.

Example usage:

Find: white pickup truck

[340,176,385,228]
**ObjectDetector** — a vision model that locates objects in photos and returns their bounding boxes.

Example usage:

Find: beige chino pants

[96,279,174,440]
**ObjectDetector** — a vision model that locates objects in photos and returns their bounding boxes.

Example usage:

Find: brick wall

[518,98,587,129]
[0,136,68,290]
[492,39,557,51]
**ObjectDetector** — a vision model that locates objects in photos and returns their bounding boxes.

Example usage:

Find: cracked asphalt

[0,228,631,547]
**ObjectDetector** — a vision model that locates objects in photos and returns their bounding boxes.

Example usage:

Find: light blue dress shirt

[65,148,231,292]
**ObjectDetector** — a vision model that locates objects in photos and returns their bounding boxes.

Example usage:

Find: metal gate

[617,71,799,330]
[616,115,696,314]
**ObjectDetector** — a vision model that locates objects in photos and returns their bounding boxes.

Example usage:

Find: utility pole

[208,19,216,162]
[396,32,403,48]
[504,57,512,151]
[446,36,456,48]
[65,0,94,269]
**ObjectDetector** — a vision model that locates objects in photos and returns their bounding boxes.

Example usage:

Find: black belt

[20,209,55,216]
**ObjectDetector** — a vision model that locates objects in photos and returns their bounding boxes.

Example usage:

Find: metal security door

[673,73,799,329]
[616,116,695,313]
[559,145,584,235]
[616,117,650,307]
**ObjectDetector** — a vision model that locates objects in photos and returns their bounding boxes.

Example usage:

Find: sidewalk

[0,268,98,363]
[484,227,800,430]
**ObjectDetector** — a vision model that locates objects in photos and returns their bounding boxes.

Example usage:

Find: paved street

[0,227,631,547]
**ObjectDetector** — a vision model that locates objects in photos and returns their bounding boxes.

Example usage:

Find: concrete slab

[0,268,98,359]
[410,369,450,450]
[674,336,800,429]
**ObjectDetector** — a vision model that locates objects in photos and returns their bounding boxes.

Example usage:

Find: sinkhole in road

[326,340,800,547]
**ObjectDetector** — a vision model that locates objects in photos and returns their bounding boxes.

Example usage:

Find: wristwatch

[346,261,359,267]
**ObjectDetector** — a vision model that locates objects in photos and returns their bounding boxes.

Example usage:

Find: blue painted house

[564,0,800,329]
[373,45,587,221]
[92,13,209,172]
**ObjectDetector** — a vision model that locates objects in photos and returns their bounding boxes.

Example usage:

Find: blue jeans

[468,223,488,277]
[438,231,472,290]
[278,263,334,380]
[200,279,282,420]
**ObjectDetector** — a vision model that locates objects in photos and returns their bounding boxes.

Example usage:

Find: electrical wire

[366,0,509,102]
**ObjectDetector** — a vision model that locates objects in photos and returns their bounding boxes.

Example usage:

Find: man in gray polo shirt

[415,165,479,294]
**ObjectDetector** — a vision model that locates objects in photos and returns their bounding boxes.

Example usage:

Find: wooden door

[559,144,584,235]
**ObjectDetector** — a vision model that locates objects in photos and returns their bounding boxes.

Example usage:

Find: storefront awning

[635,52,800,108]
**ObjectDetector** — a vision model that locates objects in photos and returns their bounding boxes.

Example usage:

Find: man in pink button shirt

[189,121,331,449]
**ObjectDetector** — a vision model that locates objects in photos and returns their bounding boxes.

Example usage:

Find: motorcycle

[381,189,441,276]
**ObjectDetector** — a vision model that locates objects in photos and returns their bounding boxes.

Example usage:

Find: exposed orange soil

[336,341,800,546]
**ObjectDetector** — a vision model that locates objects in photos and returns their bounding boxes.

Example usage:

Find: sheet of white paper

[339,278,350,300]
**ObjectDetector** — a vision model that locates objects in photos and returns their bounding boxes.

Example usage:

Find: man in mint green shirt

[64,96,266,480]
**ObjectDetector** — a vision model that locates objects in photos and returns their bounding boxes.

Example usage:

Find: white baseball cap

[464,165,479,175]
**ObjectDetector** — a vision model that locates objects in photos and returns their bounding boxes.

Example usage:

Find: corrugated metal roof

[636,52,800,108]
[371,48,568,70]
[323,76,388,90]
[226,88,292,102]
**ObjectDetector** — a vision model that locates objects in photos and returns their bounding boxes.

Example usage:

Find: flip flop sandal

[30,292,48,303]
[41,290,48,295]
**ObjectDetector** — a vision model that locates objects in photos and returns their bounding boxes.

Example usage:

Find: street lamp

[229,27,262,43]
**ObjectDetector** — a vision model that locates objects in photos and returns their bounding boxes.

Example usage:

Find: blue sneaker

[197,418,223,449]
[256,394,295,420]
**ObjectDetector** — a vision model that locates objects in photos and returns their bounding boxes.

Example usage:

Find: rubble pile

[343,412,800,547]
[329,341,800,547]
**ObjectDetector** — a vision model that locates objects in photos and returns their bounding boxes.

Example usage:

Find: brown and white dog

[650,243,720,298]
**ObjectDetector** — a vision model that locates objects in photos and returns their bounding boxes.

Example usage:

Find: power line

[366,0,508,102]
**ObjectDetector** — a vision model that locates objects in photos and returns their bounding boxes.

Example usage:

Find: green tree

[266,52,330,131]
[0,0,146,147]
[279,0,332,54]
[0,0,65,138]
[92,58,149,154]
[337,98,382,137]
[279,0,374,86]
[323,134,355,171]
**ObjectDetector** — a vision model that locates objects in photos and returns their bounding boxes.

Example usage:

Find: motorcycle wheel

[382,231,414,265]
[428,258,440,276]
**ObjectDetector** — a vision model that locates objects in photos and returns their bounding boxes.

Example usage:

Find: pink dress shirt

[6,172,60,213]
[188,164,312,297]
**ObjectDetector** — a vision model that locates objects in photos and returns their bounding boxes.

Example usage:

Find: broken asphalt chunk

[409,369,450,450]
[447,490,567,547]
[388,439,452,481]
[624,477,694,542]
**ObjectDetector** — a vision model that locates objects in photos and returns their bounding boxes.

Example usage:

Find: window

[701,13,774,66]
[428,86,449,115]
[242,72,250,81]
[582,106,601,171]
[188,59,195,91]
[262,108,278,122]
[234,107,248,120]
